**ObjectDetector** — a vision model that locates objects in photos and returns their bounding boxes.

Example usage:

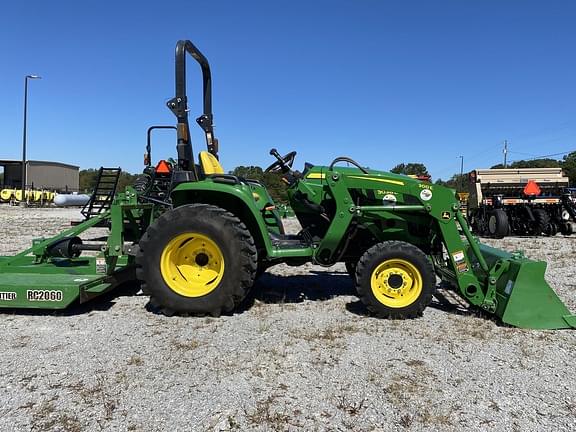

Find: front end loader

[0,40,574,330]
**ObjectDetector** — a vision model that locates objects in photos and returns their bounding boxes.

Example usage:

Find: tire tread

[355,241,436,319]
[135,203,257,316]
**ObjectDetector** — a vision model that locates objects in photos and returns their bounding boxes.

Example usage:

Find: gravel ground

[0,205,575,431]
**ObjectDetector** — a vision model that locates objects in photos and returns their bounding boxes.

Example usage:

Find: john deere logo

[441,211,451,220]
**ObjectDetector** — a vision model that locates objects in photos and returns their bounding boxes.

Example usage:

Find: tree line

[79,169,139,194]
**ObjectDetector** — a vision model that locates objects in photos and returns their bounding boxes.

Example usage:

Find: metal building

[0,160,79,192]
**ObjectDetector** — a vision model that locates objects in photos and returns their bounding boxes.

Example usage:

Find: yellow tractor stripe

[306,173,325,179]
[348,175,404,186]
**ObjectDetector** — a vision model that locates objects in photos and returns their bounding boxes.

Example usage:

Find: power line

[520,150,573,161]
[508,150,538,156]
[507,149,574,164]
[527,150,574,159]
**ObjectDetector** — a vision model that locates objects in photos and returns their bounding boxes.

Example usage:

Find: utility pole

[503,140,508,168]
[459,155,464,191]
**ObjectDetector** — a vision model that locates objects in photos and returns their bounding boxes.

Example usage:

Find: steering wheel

[265,148,297,173]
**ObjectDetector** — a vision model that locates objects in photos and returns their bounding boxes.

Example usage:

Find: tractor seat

[198,151,264,187]
[199,151,225,175]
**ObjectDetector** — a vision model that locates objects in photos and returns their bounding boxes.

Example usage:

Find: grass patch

[171,338,201,350]
[66,375,119,420]
[418,408,453,426]
[454,319,494,340]
[333,394,367,416]
[30,398,82,432]
[288,322,358,347]
[404,359,426,367]
[244,395,293,429]
[127,355,144,366]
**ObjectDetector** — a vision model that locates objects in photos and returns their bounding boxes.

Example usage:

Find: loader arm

[310,168,487,303]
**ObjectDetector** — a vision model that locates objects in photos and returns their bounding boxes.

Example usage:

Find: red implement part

[523,180,541,196]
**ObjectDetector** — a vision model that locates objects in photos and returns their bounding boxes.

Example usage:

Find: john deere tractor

[0,40,574,330]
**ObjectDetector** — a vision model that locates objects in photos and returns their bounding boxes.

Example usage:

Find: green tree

[390,163,429,176]
[116,171,139,192]
[230,165,288,203]
[79,169,99,192]
[435,173,470,192]
[562,151,576,186]
[490,158,561,169]
[79,169,138,194]
[231,166,264,179]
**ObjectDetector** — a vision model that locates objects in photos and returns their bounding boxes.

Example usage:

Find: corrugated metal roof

[0,159,79,170]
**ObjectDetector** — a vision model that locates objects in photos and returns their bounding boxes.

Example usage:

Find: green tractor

[0,40,574,330]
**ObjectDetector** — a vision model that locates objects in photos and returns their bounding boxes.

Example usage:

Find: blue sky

[0,0,574,181]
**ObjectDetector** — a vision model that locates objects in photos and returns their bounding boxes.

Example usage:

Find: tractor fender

[170,182,275,257]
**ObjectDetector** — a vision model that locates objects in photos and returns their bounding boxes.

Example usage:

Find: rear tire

[136,204,257,316]
[355,241,436,319]
[487,209,508,238]
[532,208,551,235]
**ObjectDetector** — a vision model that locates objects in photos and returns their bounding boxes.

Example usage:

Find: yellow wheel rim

[160,232,225,298]
[370,258,423,308]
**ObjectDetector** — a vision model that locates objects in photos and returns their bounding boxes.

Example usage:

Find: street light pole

[21,74,41,205]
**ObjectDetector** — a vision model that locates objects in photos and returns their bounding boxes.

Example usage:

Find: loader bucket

[479,244,576,329]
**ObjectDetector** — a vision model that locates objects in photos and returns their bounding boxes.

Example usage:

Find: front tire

[136,204,257,316]
[487,209,508,238]
[355,241,436,319]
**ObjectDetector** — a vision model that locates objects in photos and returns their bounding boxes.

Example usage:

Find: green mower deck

[0,256,133,309]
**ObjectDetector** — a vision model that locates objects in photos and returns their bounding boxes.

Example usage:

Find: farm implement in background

[468,168,576,237]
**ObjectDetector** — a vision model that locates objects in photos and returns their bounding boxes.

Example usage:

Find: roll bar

[145,125,177,166]
[166,40,218,172]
